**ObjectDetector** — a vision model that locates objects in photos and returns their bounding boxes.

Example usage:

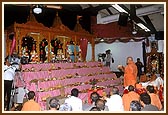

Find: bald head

[127,56,133,64]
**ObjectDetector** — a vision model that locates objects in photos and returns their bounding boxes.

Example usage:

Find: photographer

[105,49,114,67]
[4,56,19,111]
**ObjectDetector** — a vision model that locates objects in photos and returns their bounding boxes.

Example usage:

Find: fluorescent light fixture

[33,5,42,14]
[46,5,62,9]
[137,23,150,32]
[100,39,104,42]
[132,30,137,35]
[112,4,128,13]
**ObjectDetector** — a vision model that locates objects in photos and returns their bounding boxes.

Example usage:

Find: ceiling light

[137,23,150,32]
[100,38,104,42]
[132,22,137,35]
[46,5,62,9]
[132,30,137,35]
[33,5,42,14]
[112,4,128,14]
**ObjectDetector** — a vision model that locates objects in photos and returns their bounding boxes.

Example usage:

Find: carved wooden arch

[74,21,96,61]
[5,11,96,63]
[146,42,164,74]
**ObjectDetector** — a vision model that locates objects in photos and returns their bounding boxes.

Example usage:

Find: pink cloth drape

[10,35,16,55]
[79,38,88,61]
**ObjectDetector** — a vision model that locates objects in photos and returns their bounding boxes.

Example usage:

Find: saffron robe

[124,62,138,87]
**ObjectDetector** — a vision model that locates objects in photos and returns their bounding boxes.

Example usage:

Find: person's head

[49,97,60,110]
[128,85,135,92]
[90,92,100,103]
[127,56,133,64]
[130,100,141,111]
[106,49,111,54]
[150,72,157,81]
[146,85,155,93]
[137,58,140,62]
[95,99,105,111]
[111,87,119,95]
[5,56,10,66]
[71,88,79,97]
[28,91,35,100]
[89,107,101,111]
[140,93,151,106]
[160,73,164,79]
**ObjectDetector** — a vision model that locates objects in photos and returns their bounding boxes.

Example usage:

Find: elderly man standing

[119,57,138,88]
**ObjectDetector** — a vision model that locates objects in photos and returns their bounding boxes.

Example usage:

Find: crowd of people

[8,85,164,112]
[3,53,164,112]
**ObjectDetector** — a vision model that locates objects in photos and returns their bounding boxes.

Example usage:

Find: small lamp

[33,5,42,14]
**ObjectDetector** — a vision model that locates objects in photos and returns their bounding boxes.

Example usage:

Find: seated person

[148,73,164,90]
[48,97,60,111]
[95,99,108,111]
[122,85,140,111]
[21,91,41,111]
[140,93,159,111]
[146,85,162,110]
[83,92,100,111]
[105,87,124,111]
[64,88,82,111]
[130,100,141,111]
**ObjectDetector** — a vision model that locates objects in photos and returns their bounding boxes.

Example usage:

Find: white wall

[157,40,164,53]
[96,41,144,71]
[86,40,164,71]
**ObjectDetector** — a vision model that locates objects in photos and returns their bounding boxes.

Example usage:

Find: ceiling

[4,3,164,37]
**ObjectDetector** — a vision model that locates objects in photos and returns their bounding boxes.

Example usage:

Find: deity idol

[30,44,38,63]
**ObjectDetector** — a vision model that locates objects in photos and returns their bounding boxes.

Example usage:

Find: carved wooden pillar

[19,34,24,57]
[74,35,77,62]
[15,32,18,54]
[5,31,10,56]
[37,34,40,62]
[48,32,51,62]
[63,37,66,59]
[16,28,21,55]
[91,37,95,61]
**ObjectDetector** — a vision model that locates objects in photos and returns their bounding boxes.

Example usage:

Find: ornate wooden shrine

[5,10,96,63]
[146,41,164,74]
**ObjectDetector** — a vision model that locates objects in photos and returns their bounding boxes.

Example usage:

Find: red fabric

[10,35,16,55]
[158,86,164,102]
[135,88,146,95]
[79,38,88,61]
[91,22,145,38]
[123,89,129,94]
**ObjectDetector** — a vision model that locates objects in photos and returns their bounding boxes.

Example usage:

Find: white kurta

[64,96,82,111]
[105,94,124,111]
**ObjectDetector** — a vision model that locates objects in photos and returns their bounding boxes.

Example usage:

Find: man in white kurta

[105,87,124,111]
[64,88,82,111]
